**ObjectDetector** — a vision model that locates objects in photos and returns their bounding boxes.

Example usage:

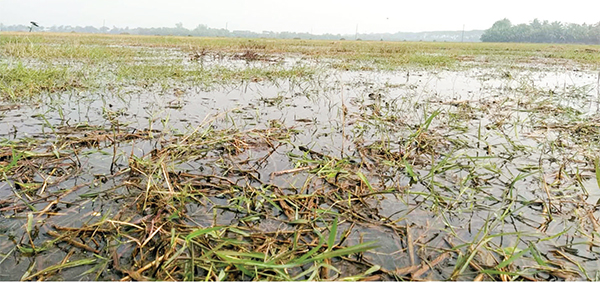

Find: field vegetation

[1,32,600,281]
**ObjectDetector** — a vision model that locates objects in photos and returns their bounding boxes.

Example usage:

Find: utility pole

[461,24,465,42]
[355,24,358,40]
[226,22,228,30]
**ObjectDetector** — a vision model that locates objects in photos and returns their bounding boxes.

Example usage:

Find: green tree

[481,18,600,44]
[481,18,513,42]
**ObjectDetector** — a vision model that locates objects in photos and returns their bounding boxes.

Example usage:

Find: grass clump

[0,63,88,101]
[116,64,317,86]
[1,42,137,63]
[0,120,384,281]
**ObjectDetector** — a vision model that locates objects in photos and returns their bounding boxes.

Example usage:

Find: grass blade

[327,217,338,252]
[185,226,224,241]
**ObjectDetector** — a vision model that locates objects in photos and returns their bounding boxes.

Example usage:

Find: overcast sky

[0,0,598,34]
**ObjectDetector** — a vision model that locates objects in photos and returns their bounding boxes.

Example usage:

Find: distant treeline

[481,18,600,44]
[0,23,483,42]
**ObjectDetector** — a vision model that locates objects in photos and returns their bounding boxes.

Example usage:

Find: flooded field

[1,32,600,280]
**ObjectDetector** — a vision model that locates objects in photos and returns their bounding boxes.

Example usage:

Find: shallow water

[2,49,600,280]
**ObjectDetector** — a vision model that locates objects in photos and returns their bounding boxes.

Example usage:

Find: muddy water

[1,54,600,280]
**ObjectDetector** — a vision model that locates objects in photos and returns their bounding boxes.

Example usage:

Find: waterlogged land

[1,32,600,281]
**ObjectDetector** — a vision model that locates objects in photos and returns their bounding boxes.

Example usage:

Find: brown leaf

[412,253,450,280]
[395,265,419,276]
[360,275,381,281]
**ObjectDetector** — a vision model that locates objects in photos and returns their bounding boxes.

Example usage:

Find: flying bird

[29,21,40,32]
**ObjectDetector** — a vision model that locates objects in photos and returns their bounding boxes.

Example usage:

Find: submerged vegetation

[1,32,600,281]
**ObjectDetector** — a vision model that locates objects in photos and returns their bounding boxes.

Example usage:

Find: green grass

[3,32,600,66]
[1,31,600,281]
[1,41,138,62]
[115,64,317,85]
[2,31,599,101]
[0,62,88,101]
